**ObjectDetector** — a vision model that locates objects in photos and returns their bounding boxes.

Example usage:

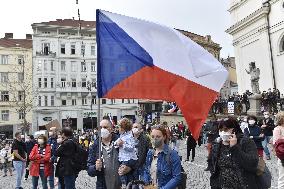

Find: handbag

[274,128,284,159]
[256,157,265,176]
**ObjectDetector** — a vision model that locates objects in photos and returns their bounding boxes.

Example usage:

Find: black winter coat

[209,136,261,189]
[54,138,77,176]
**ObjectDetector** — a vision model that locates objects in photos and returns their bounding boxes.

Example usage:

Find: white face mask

[219,131,231,142]
[38,139,44,145]
[264,115,269,119]
[248,120,256,125]
[49,132,53,136]
[57,138,63,144]
[101,128,110,139]
[132,128,139,134]
[243,119,247,122]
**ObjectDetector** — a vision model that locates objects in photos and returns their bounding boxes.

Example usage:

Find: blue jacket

[144,144,182,189]
[244,124,264,149]
[48,137,58,162]
[87,134,120,189]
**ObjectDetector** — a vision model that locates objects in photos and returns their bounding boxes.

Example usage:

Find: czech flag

[96,10,228,139]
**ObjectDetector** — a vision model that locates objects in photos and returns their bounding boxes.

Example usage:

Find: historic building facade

[0,33,33,138]
[32,19,138,132]
[226,0,284,94]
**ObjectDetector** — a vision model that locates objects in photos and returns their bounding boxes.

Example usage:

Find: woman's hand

[95,159,102,171]
[229,133,237,147]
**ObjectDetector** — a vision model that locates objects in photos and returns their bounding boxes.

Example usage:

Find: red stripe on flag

[104,66,218,140]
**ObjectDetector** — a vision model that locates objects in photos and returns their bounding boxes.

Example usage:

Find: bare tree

[0,55,37,134]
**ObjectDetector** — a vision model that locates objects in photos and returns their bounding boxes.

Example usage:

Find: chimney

[4,33,13,39]
[26,34,32,39]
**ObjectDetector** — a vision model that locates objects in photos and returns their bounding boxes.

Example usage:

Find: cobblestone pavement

[0,140,279,189]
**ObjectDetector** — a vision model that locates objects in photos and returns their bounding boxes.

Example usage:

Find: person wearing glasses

[259,111,274,160]
[144,126,182,189]
[209,118,259,189]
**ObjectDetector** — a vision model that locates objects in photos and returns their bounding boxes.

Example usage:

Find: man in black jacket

[55,127,77,189]
[259,111,275,160]
[132,123,151,179]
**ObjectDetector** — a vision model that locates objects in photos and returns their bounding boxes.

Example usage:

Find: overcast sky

[0,0,234,57]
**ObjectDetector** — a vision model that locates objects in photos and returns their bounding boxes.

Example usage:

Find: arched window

[280,35,284,53]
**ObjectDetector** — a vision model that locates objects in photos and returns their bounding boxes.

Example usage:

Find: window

[71,44,76,55]
[44,78,48,88]
[91,78,96,88]
[51,78,54,88]
[61,44,65,54]
[61,78,66,88]
[102,99,106,104]
[18,91,24,101]
[127,99,131,103]
[38,96,41,106]
[50,61,54,71]
[38,78,42,88]
[72,99,77,105]
[81,44,85,56]
[18,56,24,65]
[61,61,66,71]
[62,100,66,106]
[91,46,96,56]
[91,62,96,72]
[71,79,76,88]
[51,96,54,106]
[82,97,87,105]
[44,60,47,71]
[71,61,76,72]
[1,91,9,101]
[0,73,8,83]
[18,73,24,82]
[0,55,8,64]
[111,99,115,104]
[19,110,24,120]
[81,62,86,72]
[44,96,48,106]
[122,99,124,103]
[82,78,86,87]
[37,60,42,71]
[92,96,96,104]
[43,43,50,55]
[1,110,9,121]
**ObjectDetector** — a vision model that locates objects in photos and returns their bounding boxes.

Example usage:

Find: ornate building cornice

[226,6,269,35]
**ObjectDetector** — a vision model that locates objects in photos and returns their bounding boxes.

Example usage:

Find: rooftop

[32,19,96,29]
[0,38,32,49]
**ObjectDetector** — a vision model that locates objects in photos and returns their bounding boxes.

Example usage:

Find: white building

[226,0,284,94]
[32,19,138,132]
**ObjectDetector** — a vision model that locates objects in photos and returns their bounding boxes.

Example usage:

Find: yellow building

[0,33,33,138]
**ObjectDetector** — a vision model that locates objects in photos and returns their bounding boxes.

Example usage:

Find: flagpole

[97,97,101,159]
[96,9,102,160]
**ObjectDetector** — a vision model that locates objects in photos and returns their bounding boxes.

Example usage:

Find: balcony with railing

[36,51,56,58]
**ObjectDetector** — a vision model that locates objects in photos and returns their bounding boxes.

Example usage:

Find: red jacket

[29,144,52,177]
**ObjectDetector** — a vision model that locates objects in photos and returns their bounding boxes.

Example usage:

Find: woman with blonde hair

[273,111,284,189]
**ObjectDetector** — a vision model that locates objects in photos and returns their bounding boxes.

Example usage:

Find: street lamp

[87,81,94,130]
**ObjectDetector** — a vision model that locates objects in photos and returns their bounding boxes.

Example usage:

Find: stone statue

[246,62,260,94]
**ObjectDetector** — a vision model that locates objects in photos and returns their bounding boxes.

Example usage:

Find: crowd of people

[1,111,284,188]
[0,118,190,189]
[211,88,284,115]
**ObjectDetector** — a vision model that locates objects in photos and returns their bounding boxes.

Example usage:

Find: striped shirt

[38,147,45,170]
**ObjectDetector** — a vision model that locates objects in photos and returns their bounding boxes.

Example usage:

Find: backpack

[165,149,187,189]
[70,139,88,172]
[240,138,271,189]
[274,128,284,159]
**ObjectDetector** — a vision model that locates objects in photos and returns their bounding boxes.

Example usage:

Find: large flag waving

[96,10,228,139]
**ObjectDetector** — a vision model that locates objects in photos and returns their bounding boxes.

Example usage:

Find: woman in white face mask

[244,116,264,157]
[29,135,52,189]
[209,118,259,189]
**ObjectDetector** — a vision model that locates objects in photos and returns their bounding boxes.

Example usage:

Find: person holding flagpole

[87,119,132,189]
